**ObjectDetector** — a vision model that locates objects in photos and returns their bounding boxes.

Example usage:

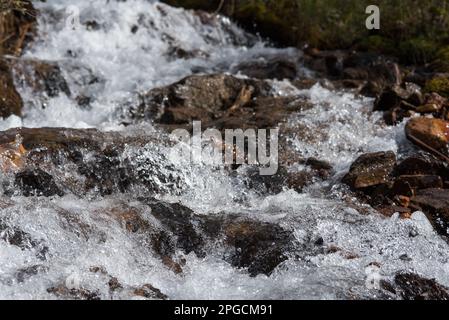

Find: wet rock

[391,175,443,197]
[0,220,49,260]
[11,59,71,98]
[244,166,291,194]
[343,151,397,189]
[394,155,449,178]
[292,78,318,90]
[383,107,415,126]
[208,96,308,131]
[410,188,449,238]
[0,1,36,56]
[47,285,101,300]
[128,73,312,135]
[107,206,151,234]
[145,200,205,257]
[0,136,26,172]
[233,55,298,80]
[394,273,449,300]
[405,117,449,153]
[244,159,331,195]
[133,284,168,300]
[108,277,123,292]
[166,46,209,61]
[130,74,271,125]
[344,59,402,97]
[305,51,402,96]
[199,214,293,276]
[222,219,293,277]
[14,168,64,197]
[0,128,169,196]
[374,84,422,112]
[137,200,295,277]
[0,59,23,118]
[423,92,447,112]
[15,265,48,283]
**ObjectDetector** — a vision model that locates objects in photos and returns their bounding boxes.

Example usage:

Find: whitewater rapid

[1,0,449,300]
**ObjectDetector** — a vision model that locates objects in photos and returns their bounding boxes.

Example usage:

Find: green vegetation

[0,0,32,14]
[163,0,449,70]
[425,77,449,97]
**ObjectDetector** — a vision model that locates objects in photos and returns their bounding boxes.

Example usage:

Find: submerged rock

[222,218,293,276]
[0,220,49,260]
[11,58,71,98]
[0,127,177,196]
[14,168,64,197]
[108,199,295,277]
[47,285,101,300]
[133,284,168,300]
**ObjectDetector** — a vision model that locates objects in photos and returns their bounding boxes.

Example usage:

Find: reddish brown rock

[405,117,449,152]
[133,284,167,300]
[391,175,443,197]
[343,151,396,189]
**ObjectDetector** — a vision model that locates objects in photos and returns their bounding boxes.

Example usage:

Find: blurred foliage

[163,0,449,70]
[0,0,30,13]
[425,76,449,97]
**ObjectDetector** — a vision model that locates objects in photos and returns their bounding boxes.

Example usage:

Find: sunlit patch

[0,135,27,173]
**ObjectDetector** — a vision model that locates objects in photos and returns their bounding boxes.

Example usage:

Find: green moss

[425,77,449,98]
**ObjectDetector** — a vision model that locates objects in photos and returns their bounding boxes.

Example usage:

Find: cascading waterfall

[1,0,449,300]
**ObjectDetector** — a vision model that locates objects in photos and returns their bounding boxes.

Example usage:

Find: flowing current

[1,0,449,300]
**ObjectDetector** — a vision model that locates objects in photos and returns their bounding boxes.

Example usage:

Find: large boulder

[127,73,309,131]
[11,58,71,98]
[0,127,175,196]
[103,199,295,277]
[129,74,270,124]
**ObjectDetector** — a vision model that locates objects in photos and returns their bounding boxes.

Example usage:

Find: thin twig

[407,133,449,164]
[214,0,225,15]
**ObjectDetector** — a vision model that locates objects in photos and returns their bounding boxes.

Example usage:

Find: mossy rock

[424,77,449,98]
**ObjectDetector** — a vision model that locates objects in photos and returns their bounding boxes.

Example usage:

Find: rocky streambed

[1,0,449,300]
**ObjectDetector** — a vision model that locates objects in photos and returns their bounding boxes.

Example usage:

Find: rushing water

[1,0,449,300]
